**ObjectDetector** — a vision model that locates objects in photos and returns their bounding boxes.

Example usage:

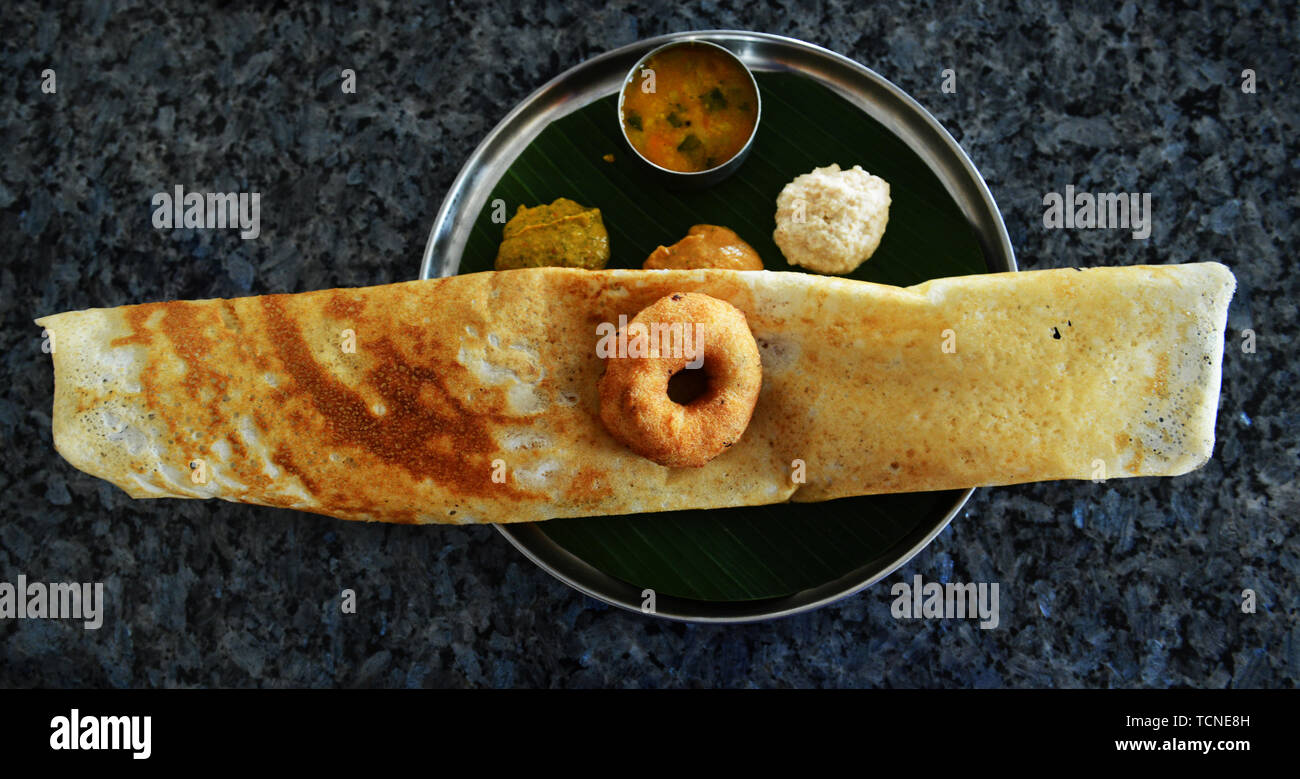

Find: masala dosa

[35,263,1235,524]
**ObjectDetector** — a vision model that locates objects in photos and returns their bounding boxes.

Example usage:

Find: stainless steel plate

[419,30,1016,622]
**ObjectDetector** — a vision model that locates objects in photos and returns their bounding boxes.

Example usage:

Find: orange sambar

[620,44,759,173]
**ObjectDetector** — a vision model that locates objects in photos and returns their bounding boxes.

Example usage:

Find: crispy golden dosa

[35,263,1235,524]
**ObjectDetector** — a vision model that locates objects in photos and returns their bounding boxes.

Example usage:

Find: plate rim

[419,29,1018,623]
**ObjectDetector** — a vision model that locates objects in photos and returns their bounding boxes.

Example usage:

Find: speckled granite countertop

[1,1,1295,688]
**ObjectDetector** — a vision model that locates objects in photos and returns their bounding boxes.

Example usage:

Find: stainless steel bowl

[616,39,762,189]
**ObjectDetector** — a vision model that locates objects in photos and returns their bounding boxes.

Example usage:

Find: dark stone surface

[1,0,1296,688]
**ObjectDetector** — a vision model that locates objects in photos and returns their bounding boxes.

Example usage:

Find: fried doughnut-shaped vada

[598,292,762,468]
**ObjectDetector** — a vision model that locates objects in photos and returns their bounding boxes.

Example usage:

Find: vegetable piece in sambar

[495,198,611,270]
[620,44,758,173]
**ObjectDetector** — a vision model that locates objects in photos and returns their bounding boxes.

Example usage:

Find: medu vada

[597,292,762,467]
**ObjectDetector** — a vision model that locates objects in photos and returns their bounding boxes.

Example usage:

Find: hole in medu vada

[667,364,710,405]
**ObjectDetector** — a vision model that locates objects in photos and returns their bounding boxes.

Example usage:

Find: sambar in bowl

[617,41,761,186]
